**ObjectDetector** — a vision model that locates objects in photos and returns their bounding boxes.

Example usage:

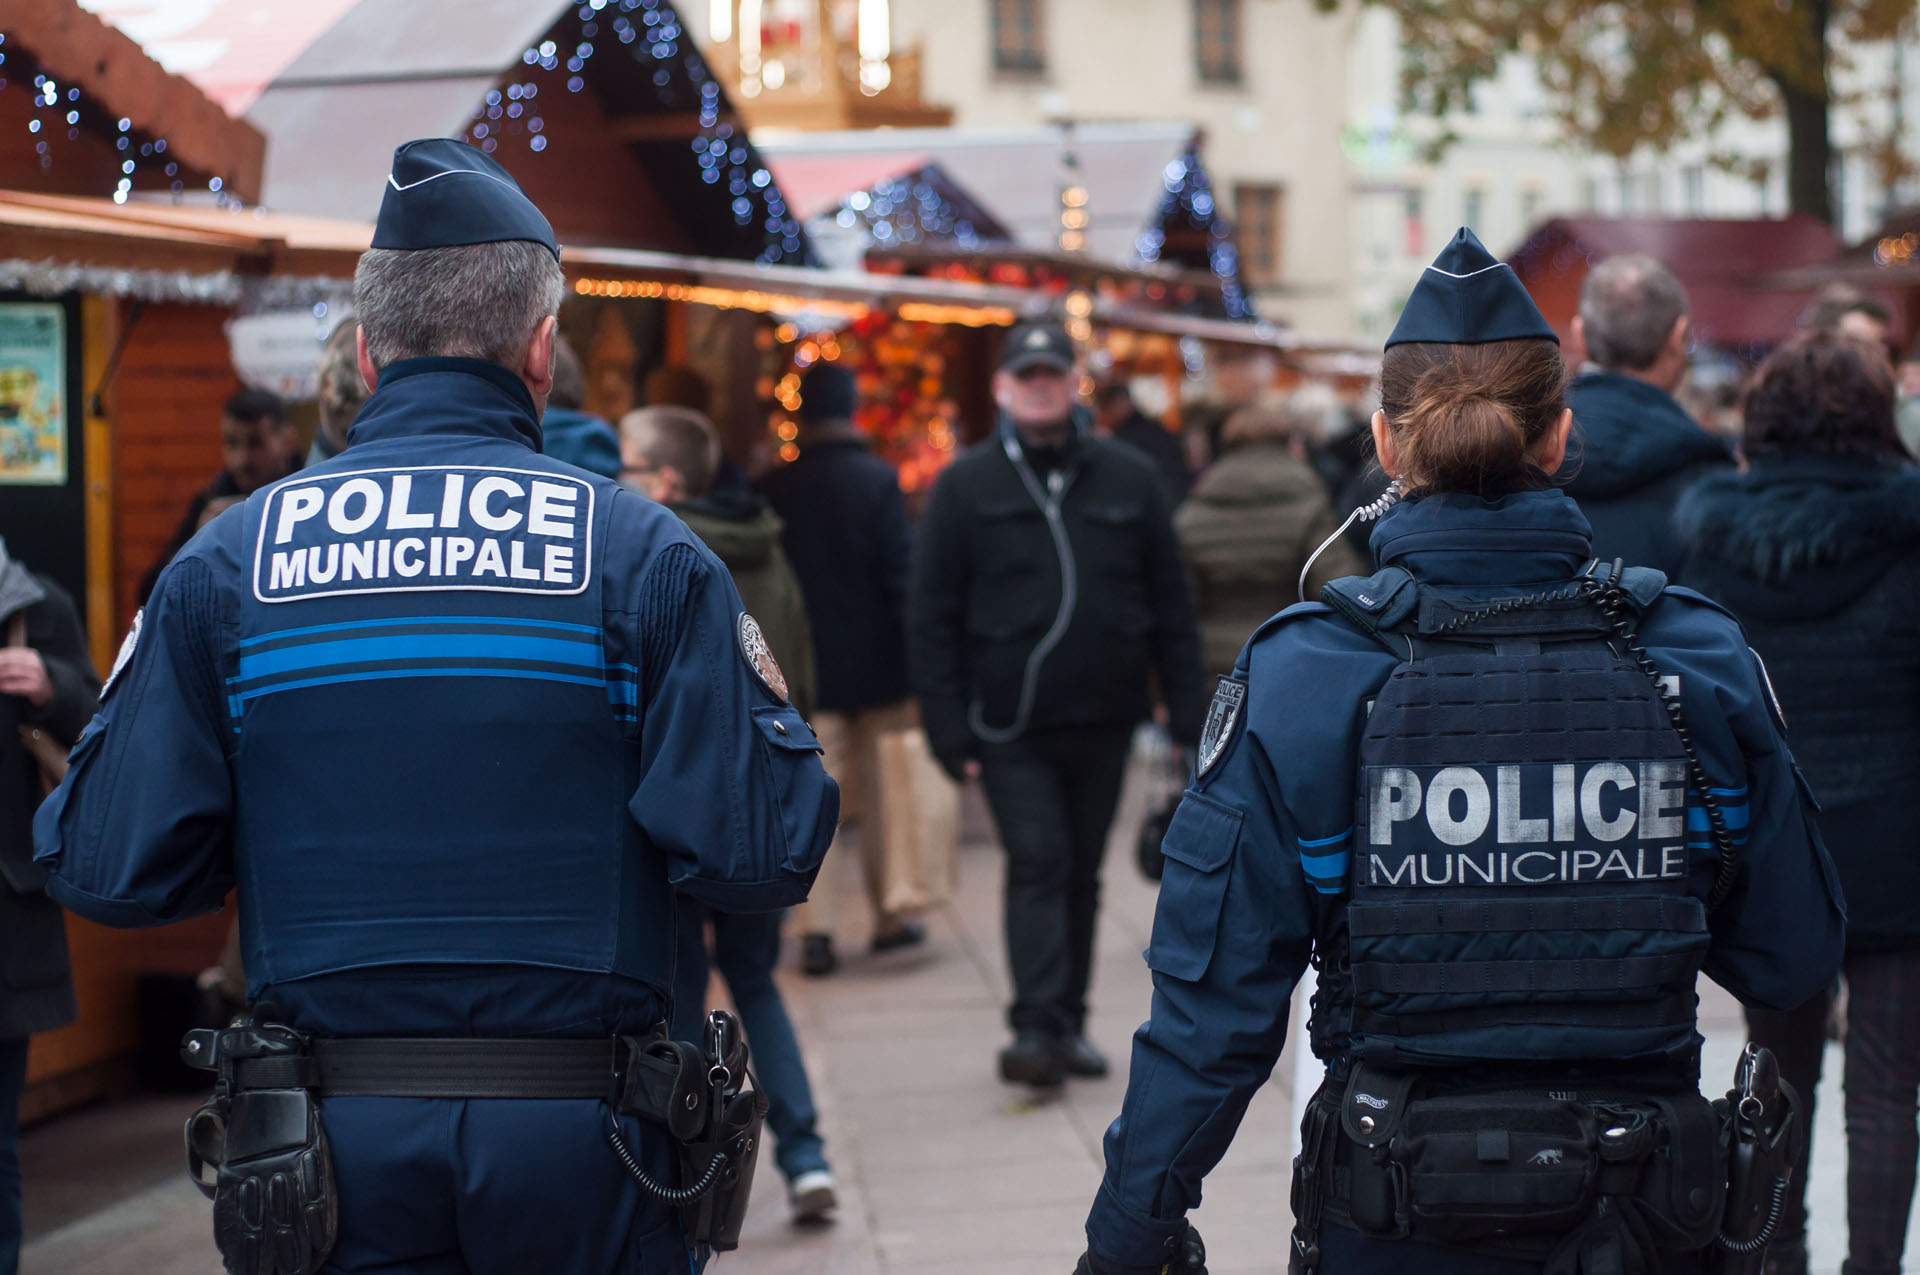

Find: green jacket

[1173,441,1365,678]
[674,494,819,719]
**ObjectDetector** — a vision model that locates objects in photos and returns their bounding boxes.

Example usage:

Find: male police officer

[34,139,837,1275]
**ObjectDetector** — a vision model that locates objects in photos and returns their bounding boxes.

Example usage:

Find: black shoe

[800,933,837,977]
[998,1032,1068,1088]
[1064,1035,1109,1078]
[870,920,927,954]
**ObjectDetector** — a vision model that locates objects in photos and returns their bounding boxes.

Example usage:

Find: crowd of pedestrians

[8,224,1920,1275]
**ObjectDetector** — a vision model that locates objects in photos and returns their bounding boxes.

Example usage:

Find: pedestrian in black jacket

[909,322,1205,1090]
[759,364,926,977]
[1557,255,1733,575]
[1675,331,1918,1275]
[0,542,99,1275]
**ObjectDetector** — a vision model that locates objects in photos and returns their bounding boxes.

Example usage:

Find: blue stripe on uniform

[233,665,606,703]
[234,632,600,682]
[1298,827,1352,895]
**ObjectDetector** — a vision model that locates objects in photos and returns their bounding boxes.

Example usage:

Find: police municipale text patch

[101,607,142,701]
[738,612,788,703]
[1197,676,1247,777]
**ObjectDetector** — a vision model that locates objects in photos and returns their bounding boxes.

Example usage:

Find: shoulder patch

[101,608,142,701]
[737,613,788,703]
[1197,676,1247,777]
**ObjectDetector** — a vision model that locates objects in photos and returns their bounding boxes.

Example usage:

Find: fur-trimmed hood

[1675,455,1920,583]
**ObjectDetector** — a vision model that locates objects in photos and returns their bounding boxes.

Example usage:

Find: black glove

[1074,1223,1207,1275]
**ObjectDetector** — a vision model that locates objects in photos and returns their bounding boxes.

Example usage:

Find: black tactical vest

[1315,568,1710,1078]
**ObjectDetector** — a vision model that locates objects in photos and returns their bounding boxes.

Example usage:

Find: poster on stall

[0,303,67,485]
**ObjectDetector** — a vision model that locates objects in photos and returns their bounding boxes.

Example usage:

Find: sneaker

[998,1031,1068,1088]
[1064,1035,1110,1079]
[870,920,927,954]
[789,1168,837,1223]
[800,933,837,978]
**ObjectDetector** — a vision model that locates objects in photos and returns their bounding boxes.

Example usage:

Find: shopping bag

[875,727,960,915]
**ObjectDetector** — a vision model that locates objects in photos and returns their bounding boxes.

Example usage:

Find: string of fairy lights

[0,32,222,206]
[466,0,810,265]
[831,171,992,251]
[1134,143,1253,320]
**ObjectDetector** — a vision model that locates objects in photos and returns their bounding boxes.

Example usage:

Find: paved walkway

[18,749,1918,1273]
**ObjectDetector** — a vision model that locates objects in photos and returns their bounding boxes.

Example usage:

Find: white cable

[1297,479,1404,603]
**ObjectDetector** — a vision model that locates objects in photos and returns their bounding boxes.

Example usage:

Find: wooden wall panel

[108,300,236,632]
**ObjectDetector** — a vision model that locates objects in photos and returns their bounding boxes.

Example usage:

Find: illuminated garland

[0,32,224,206]
[832,171,990,251]
[1134,142,1252,320]
[0,257,350,310]
[465,0,809,265]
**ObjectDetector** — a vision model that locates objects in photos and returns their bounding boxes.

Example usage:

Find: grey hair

[353,241,565,370]
[1578,254,1688,372]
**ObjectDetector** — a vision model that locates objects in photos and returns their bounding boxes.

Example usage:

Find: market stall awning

[758,122,1192,266]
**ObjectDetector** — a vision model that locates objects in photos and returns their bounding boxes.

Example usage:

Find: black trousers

[1745,947,1920,1275]
[978,725,1135,1038]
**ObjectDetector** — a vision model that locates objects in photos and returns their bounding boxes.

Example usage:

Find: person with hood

[1676,330,1919,1275]
[1556,255,1733,574]
[619,404,838,1223]
[1174,388,1366,678]
[542,336,622,479]
[0,543,97,1275]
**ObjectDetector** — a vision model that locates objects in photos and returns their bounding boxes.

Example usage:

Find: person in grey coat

[1175,391,1365,677]
[0,542,100,1275]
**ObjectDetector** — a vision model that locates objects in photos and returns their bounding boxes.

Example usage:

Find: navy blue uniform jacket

[33,358,838,1040]
[1084,489,1845,1273]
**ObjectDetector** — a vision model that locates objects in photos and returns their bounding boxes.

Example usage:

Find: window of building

[1234,183,1284,287]
[1193,0,1242,85]
[1462,186,1485,231]
[1519,186,1542,230]
[1580,176,1599,211]
[1683,166,1705,214]
[1404,187,1425,257]
[1644,171,1663,213]
[1616,173,1636,214]
[991,0,1045,74]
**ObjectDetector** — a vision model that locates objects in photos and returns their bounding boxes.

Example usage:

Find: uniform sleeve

[33,555,236,927]
[625,540,839,913]
[1085,698,1315,1272]
[1695,646,1846,1011]
[906,466,974,770]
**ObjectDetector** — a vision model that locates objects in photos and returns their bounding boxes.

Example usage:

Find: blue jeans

[673,906,829,1182]
[0,1036,26,1275]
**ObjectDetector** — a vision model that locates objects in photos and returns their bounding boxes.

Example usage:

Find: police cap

[1385,227,1557,349]
[371,138,559,260]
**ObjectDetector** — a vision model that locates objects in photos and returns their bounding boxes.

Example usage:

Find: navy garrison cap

[371,138,559,259]
[1384,227,1557,349]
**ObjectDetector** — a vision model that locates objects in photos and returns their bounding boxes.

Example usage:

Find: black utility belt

[1291,1062,1728,1274]
[181,1011,768,1275]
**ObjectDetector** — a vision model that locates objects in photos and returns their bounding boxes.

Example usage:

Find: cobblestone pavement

[19,751,1915,1273]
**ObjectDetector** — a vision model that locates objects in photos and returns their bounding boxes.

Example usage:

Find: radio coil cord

[969,429,1081,745]
[1298,480,1404,603]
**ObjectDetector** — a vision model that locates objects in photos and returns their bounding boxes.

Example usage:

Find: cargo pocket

[1145,792,1242,982]
[751,705,830,874]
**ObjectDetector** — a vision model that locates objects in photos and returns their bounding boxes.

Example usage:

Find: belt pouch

[1393,1092,1600,1246]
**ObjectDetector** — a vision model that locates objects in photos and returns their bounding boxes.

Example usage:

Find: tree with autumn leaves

[1318,0,1914,226]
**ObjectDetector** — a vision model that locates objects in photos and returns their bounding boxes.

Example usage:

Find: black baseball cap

[998,322,1076,374]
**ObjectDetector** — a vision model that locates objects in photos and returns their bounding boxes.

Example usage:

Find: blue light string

[1133,143,1252,320]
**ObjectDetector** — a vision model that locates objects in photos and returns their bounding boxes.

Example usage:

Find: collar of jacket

[350,357,543,451]
[1559,369,1731,496]
[1674,453,1920,581]
[995,407,1092,463]
[1370,488,1595,587]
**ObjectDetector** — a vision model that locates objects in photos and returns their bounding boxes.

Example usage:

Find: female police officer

[1075,230,1845,1275]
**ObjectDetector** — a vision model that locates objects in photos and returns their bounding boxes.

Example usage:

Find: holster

[1705,1045,1802,1275]
[181,1012,338,1275]
[608,1009,768,1252]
